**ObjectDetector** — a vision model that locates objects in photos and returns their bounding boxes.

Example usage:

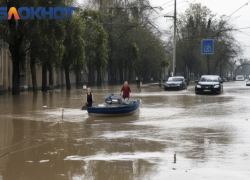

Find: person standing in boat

[120,81,131,100]
[86,88,94,107]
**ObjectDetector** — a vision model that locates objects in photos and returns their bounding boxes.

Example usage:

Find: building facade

[0,40,91,94]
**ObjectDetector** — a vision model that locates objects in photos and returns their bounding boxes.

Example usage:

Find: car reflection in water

[164,76,188,91]
[85,111,140,124]
[195,75,223,94]
[246,80,250,86]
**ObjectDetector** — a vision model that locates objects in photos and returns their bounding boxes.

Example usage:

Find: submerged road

[0,81,250,180]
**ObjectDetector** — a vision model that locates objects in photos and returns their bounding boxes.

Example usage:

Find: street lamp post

[165,0,177,76]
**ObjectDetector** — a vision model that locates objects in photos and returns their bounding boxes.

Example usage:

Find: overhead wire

[151,1,192,21]
[237,27,250,30]
[159,0,174,7]
[212,0,250,38]
[228,0,250,17]
[237,31,250,37]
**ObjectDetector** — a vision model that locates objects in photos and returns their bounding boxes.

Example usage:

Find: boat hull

[87,100,141,116]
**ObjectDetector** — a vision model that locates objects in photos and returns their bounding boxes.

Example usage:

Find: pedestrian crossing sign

[202,39,214,54]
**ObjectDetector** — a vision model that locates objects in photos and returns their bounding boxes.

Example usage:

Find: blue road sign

[202,39,214,54]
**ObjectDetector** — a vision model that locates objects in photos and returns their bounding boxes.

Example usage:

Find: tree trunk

[124,68,128,81]
[164,67,166,80]
[61,68,64,89]
[128,67,133,80]
[189,68,192,81]
[160,68,162,81]
[76,74,80,89]
[97,69,102,86]
[92,67,95,85]
[108,17,115,85]
[30,55,37,92]
[144,76,147,83]
[88,57,93,86]
[12,61,20,95]
[65,65,71,90]
[108,57,115,84]
[49,65,53,87]
[114,68,117,83]
[111,66,115,83]
[119,68,123,84]
[8,13,24,95]
[42,64,48,92]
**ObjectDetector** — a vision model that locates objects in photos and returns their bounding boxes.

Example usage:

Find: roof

[201,75,219,77]
[171,76,184,78]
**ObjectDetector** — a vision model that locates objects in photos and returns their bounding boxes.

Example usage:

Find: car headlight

[214,85,219,88]
[196,85,201,88]
[165,84,169,87]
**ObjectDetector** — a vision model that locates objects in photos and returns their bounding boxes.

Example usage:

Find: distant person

[120,81,131,100]
[86,88,94,107]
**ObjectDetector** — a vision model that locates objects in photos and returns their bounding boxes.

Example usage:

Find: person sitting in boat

[120,81,131,101]
[86,88,94,107]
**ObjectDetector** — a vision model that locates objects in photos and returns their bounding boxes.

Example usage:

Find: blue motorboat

[86,94,141,116]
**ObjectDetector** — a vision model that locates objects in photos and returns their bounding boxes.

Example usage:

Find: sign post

[202,39,214,75]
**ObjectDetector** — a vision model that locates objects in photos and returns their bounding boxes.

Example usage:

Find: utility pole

[173,0,177,76]
[165,0,177,76]
[220,58,222,77]
[206,19,211,75]
[207,55,210,75]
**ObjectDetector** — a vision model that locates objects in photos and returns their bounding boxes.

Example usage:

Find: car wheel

[217,87,222,94]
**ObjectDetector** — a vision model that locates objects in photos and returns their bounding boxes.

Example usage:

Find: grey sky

[150,0,250,58]
[77,0,250,58]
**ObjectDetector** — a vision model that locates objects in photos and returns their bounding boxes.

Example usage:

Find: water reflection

[0,82,250,179]
[0,119,13,173]
[85,112,140,124]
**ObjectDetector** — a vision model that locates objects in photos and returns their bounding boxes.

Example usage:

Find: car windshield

[168,78,183,82]
[200,76,219,82]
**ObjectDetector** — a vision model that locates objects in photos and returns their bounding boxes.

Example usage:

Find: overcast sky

[77,0,250,58]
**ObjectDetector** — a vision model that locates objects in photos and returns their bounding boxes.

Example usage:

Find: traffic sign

[202,39,214,54]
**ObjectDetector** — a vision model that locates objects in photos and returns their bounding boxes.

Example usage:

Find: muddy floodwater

[1,81,250,180]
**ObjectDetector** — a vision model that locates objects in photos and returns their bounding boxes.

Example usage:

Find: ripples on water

[0,81,250,180]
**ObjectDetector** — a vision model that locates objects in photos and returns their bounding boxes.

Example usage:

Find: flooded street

[1,81,250,180]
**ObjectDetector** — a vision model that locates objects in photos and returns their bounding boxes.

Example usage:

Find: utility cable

[212,0,250,38]
[160,0,174,7]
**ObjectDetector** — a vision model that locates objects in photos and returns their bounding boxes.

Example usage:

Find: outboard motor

[111,96,123,104]
[105,94,114,104]
[105,94,123,104]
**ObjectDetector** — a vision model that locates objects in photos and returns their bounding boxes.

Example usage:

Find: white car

[246,80,250,86]
[236,75,245,81]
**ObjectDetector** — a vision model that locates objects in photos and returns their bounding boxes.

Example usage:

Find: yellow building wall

[0,46,12,92]
[1,42,79,93]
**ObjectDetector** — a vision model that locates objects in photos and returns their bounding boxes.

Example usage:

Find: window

[168,77,183,82]
[200,76,219,82]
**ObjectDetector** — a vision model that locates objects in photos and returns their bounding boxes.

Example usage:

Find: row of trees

[1,0,245,95]
[0,0,170,95]
[82,1,247,82]
[174,3,243,79]
[0,0,111,94]
[84,0,171,84]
